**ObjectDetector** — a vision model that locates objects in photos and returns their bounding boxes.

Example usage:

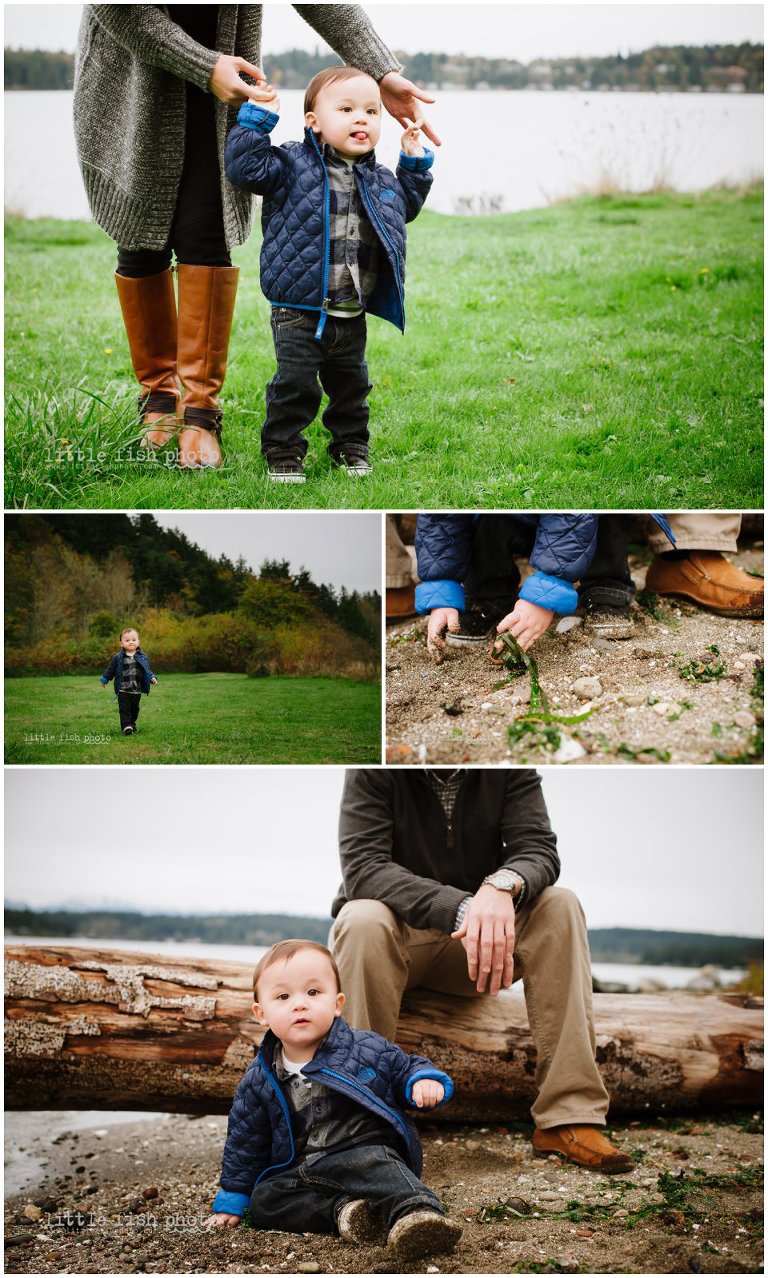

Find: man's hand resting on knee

[451,884,515,994]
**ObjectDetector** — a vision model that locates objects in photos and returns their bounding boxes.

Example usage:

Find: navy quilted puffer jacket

[212,1016,453,1217]
[224,104,433,338]
[415,514,675,615]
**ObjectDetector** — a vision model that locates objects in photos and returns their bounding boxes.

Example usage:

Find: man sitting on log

[329,768,634,1174]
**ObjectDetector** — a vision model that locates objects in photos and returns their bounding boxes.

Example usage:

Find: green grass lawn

[4,674,381,764]
[5,187,763,510]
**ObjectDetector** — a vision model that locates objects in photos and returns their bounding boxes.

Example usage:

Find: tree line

[5,43,763,92]
[5,909,762,967]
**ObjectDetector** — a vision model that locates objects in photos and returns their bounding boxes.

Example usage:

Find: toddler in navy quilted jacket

[224,66,434,484]
[207,940,462,1260]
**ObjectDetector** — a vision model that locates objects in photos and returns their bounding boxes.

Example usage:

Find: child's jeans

[117,693,141,731]
[248,1143,442,1234]
[262,309,371,460]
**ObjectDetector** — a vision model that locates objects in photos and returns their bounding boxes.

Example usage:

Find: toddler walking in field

[207,940,462,1261]
[99,627,158,736]
[224,66,434,483]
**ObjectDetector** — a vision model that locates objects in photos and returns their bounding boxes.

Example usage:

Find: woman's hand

[379,72,441,147]
[209,55,275,106]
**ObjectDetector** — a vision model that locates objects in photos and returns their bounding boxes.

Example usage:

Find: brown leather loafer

[645,551,763,619]
[532,1125,634,1174]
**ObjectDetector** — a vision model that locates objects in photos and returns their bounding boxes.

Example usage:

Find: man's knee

[533,886,586,927]
[331,899,402,951]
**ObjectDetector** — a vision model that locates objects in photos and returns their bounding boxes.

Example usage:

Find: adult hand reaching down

[451,883,516,995]
[379,72,441,147]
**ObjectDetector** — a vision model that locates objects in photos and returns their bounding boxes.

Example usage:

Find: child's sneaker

[582,601,635,640]
[337,1198,386,1245]
[387,1210,462,1260]
[333,444,372,476]
[123,725,134,736]
[266,450,306,484]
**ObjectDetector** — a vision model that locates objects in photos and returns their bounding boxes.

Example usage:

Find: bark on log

[4,945,763,1120]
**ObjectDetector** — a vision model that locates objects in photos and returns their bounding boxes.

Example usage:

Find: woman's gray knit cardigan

[74,4,402,251]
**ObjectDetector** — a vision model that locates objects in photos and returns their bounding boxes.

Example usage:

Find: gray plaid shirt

[119,653,142,695]
[323,146,380,316]
[275,1047,395,1163]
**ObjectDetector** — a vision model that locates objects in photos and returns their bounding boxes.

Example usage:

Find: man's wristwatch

[482,870,524,898]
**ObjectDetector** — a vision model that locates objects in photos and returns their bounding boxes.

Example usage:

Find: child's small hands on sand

[496,600,555,651]
[411,1079,445,1108]
[427,607,460,660]
[205,1212,241,1230]
[401,117,425,157]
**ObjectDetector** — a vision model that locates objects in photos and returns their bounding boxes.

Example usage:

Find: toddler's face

[306,74,382,161]
[253,950,344,1061]
[121,632,139,653]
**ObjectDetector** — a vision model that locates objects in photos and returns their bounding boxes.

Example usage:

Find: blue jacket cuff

[212,1189,251,1216]
[415,579,465,613]
[405,1069,454,1106]
[520,572,579,615]
[398,147,434,172]
[99,677,108,684]
[237,103,280,132]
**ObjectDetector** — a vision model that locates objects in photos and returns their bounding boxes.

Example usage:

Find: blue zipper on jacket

[316,1066,412,1154]
[357,178,405,330]
[251,1052,297,1187]
[307,131,332,339]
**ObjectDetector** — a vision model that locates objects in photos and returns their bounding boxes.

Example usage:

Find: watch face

[491,872,515,890]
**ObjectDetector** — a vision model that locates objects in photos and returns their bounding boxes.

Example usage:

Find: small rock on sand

[571,676,602,699]
[556,616,583,634]
[733,711,756,729]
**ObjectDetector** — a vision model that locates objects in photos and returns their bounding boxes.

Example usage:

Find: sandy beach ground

[385,544,764,766]
[4,1109,763,1275]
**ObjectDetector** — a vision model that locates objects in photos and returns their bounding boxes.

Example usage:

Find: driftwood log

[4,944,763,1120]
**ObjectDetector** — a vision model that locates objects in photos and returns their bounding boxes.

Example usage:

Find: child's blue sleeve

[236,102,280,134]
[395,149,434,223]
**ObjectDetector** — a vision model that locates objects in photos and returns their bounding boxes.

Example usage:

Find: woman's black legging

[117,83,231,277]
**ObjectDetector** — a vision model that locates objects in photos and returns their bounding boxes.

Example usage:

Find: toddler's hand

[495,600,554,652]
[426,607,460,660]
[205,1212,240,1230]
[401,117,425,157]
[411,1079,444,1108]
[150,677,158,685]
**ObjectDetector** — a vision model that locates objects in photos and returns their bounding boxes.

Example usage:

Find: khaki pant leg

[386,515,419,589]
[646,513,741,554]
[329,901,477,1038]
[514,886,610,1129]
[329,900,414,1040]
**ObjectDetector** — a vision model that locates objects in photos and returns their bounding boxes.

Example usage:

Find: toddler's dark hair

[304,65,379,115]
[253,940,341,1000]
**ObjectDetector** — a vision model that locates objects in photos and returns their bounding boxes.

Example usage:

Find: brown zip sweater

[333,769,560,934]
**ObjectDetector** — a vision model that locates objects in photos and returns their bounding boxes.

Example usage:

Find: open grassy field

[5,187,762,510]
[4,673,381,765]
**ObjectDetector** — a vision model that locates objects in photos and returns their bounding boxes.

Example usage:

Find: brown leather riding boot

[176,264,239,469]
[114,269,179,449]
[646,551,764,618]
[532,1125,634,1174]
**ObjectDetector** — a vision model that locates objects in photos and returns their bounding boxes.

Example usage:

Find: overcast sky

[5,768,763,935]
[150,512,381,594]
[3,4,763,60]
